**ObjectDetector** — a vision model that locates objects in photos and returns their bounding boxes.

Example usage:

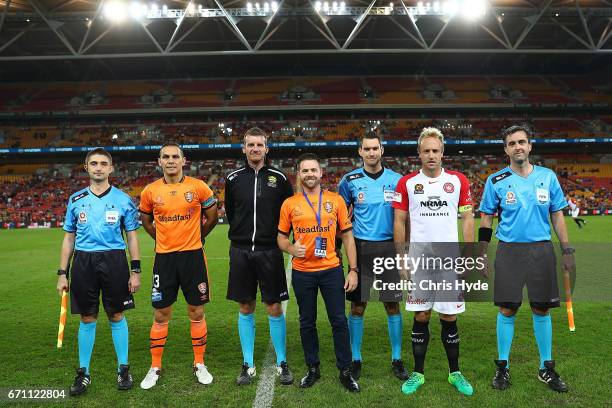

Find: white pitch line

[252,257,293,408]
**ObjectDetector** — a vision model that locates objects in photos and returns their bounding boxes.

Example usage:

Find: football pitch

[0,217,610,407]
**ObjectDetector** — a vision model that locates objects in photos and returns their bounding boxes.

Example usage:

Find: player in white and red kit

[392,128,475,396]
[566,195,586,228]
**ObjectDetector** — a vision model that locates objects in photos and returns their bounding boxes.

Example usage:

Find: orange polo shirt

[278,189,352,272]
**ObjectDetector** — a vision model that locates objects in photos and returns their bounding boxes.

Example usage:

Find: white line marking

[252,257,293,408]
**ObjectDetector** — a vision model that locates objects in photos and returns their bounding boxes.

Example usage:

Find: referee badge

[324,201,333,213]
[184,191,194,203]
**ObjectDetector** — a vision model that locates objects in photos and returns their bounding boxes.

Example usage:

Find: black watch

[131,268,141,274]
[57,269,67,276]
[561,247,575,255]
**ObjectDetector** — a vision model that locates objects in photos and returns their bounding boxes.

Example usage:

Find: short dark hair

[159,141,184,157]
[359,131,383,148]
[85,147,112,164]
[501,124,532,145]
[296,153,320,171]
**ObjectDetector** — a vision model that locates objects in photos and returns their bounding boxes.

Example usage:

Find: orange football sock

[150,322,168,368]
[190,319,207,365]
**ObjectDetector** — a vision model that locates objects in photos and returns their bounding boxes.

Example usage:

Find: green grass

[0,216,610,407]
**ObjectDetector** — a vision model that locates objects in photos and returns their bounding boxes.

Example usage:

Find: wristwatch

[561,247,575,255]
[349,267,359,272]
[57,269,67,276]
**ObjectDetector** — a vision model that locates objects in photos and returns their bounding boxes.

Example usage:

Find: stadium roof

[0,0,611,80]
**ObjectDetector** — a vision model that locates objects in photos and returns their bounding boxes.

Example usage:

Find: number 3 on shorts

[153,274,160,288]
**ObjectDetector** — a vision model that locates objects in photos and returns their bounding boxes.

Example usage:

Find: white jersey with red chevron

[392,168,472,243]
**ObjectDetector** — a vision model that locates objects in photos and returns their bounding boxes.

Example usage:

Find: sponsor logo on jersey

[184,191,194,203]
[420,196,448,211]
[267,175,277,188]
[443,182,455,193]
[492,171,512,184]
[505,191,517,205]
[348,173,364,181]
[152,288,162,302]
[170,190,177,196]
[324,201,333,213]
[295,224,331,234]
[414,183,424,194]
[158,213,192,222]
[72,191,89,203]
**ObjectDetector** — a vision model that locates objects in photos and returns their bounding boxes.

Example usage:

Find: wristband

[57,269,67,276]
[349,267,358,272]
[130,260,141,273]
[561,247,575,255]
[478,227,493,242]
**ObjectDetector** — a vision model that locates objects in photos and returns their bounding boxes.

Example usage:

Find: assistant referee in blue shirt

[56,148,141,396]
[479,125,576,393]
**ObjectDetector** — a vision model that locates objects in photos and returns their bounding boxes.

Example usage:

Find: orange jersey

[278,190,352,272]
[139,176,216,253]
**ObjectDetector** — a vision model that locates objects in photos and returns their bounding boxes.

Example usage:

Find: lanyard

[302,190,322,230]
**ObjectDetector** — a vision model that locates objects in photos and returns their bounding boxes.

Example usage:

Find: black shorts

[346,238,403,303]
[226,246,289,304]
[493,241,560,310]
[152,249,211,309]
[70,250,135,315]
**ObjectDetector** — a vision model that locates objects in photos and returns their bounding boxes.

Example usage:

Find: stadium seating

[1,155,609,228]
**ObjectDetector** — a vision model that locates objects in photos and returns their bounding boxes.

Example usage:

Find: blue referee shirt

[480,165,567,242]
[338,167,402,241]
[63,186,140,251]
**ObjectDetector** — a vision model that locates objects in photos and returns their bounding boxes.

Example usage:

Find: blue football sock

[268,315,287,366]
[532,313,553,369]
[110,317,129,370]
[496,313,515,365]
[348,314,364,362]
[238,313,256,367]
[387,314,403,361]
[78,321,97,375]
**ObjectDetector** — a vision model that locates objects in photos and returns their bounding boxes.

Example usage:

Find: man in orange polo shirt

[277,153,360,392]
[138,142,218,389]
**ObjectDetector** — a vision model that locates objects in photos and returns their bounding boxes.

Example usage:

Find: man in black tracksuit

[225,127,295,386]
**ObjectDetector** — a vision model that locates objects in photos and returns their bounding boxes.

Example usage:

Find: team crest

[324,201,333,213]
[198,282,207,294]
[267,175,277,188]
[443,182,455,193]
[170,190,177,196]
[184,191,194,203]
[292,206,303,217]
[414,184,424,194]
[357,192,365,203]
[505,191,517,205]
[78,211,87,224]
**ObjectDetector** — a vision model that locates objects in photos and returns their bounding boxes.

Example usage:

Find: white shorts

[571,208,580,218]
[405,267,465,315]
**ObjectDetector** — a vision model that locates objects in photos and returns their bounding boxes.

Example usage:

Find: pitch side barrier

[1,138,610,154]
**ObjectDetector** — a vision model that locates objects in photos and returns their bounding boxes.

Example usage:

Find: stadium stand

[1,155,609,229]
